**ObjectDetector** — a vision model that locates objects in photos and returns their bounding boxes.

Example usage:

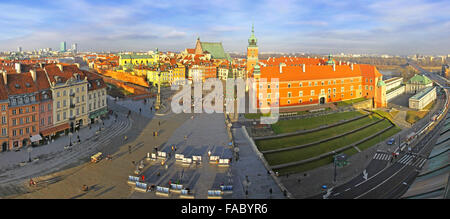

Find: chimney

[56,64,63,72]
[1,70,6,85]
[279,63,286,73]
[30,69,37,82]
[302,64,306,72]
[351,63,354,71]
[15,63,21,73]
[333,64,336,71]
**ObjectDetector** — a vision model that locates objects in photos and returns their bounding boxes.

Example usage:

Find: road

[310,62,449,199]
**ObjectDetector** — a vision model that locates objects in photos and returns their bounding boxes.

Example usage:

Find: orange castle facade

[252,57,387,109]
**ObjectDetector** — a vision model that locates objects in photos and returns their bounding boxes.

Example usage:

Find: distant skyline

[0,0,449,55]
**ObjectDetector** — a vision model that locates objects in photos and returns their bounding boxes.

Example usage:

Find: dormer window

[25,83,31,87]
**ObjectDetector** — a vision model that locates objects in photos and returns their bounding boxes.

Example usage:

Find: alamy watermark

[171,77,280,124]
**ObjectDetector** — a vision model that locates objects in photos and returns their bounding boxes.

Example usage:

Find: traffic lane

[333,163,404,199]
[384,169,419,199]
[358,164,417,199]
[328,159,389,198]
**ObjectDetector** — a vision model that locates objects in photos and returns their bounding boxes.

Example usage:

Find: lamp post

[333,153,337,183]
[69,132,73,146]
[27,146,32,163]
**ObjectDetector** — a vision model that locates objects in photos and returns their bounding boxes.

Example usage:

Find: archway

[2,142,7,152]
[320,97,326,104]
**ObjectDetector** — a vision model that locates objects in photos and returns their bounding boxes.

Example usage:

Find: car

[387,138,395,145]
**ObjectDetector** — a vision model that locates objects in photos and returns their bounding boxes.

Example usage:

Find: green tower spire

[248,23,257,47]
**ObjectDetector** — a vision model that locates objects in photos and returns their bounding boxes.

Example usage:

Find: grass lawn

[271,111,363,134]
[264,119,392,166]
[390,109,400,118]
[336,97,367,107]
[244,113,271,119]
[244,110,309,119]
[256,115,380,151]
[373,110,396,123]
[405,101,434,124]
[356,126,401,151]
[273,122,399,175]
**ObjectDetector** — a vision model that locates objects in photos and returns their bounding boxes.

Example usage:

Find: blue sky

[0,0,449,55]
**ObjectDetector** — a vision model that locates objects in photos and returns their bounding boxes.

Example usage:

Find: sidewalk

[0,114,116,171]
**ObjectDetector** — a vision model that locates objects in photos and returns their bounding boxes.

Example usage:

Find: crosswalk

[373,153,391,161]
[396,154,427,168]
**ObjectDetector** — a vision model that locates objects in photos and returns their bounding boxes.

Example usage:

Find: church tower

[247,24,258,78]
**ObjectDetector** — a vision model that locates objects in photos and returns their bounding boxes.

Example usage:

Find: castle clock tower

[247,24,258,78]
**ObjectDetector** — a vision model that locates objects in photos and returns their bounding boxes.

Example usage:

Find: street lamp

[27,146,32,162]
[333,152,337,183]
[69,132,73,146]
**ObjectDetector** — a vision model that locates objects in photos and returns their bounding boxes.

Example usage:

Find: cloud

[0,0,449,55]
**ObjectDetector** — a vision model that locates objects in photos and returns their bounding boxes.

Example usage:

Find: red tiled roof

[5,72,39,95]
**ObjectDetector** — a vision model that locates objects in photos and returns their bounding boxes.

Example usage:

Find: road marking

[345,188,351,192]
[355,163,409,199]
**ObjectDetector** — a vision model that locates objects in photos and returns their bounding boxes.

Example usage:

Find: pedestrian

[269,188,272,196]
[171,145,174,152]
[158,121,161,126]
[139,108,141,114]
[208,150,211,157]
[128,145,132,154]
[141,175,145,182]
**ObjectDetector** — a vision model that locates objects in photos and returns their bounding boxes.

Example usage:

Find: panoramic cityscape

[0,0,449,206]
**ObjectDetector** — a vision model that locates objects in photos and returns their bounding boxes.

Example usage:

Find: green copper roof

[248,23,257,47]
[408,74,433,85]
[120,54,153,59]
[326,53,335,65]
[377,80,386,87]
[200,42,229,59]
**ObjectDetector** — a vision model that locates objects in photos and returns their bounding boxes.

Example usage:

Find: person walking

[128,145,132,154]
[141,175,145,182]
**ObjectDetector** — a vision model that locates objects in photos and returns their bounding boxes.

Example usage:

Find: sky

[0,0,449,55]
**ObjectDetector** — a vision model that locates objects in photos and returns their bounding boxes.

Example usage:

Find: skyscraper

[60,41,66,52]
[17,46,22,53]
[72,43,78,53]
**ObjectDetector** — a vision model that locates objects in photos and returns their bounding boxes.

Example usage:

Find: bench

[209,156,220,164]
[192,156,202,165]
[220,185,233,194]
[180,189,195,199]
[182,157,192,166]
[207,190,222,199]
[175,153,184,162]
[135,182,148,193]
[155,186,170,197]
[170,184,184,194]
[127,176,140,185]
[218,158,231,167]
